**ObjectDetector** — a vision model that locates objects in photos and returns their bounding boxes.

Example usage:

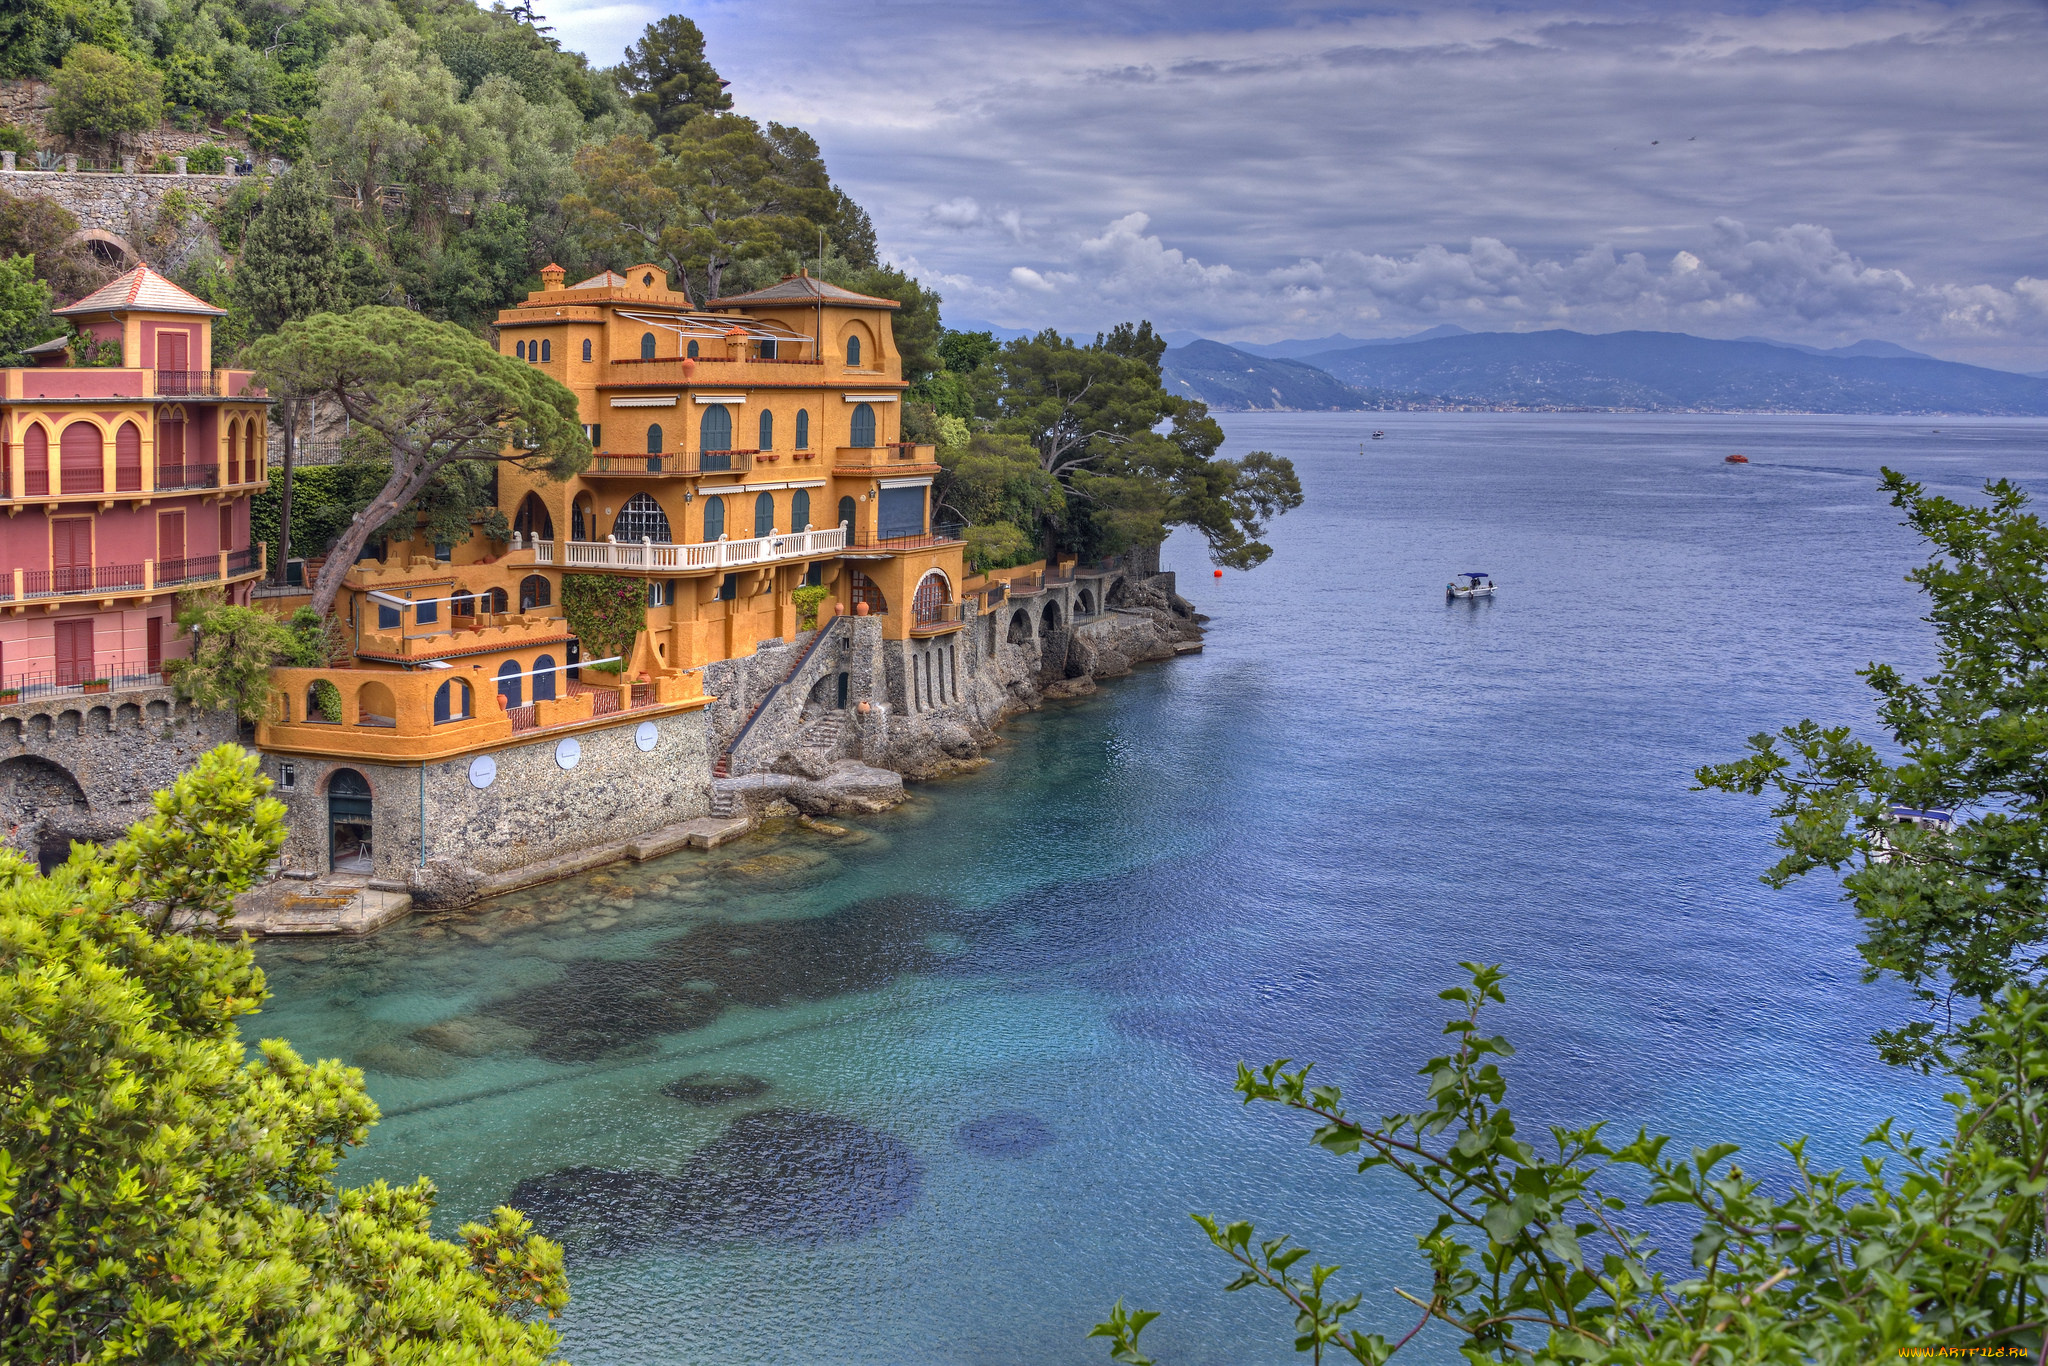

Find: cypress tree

[233,172,345,585]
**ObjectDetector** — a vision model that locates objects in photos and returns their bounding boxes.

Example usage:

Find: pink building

[0,266,268,695]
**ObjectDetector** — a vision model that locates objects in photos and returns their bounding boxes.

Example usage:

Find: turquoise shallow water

[251,412,2048,1363]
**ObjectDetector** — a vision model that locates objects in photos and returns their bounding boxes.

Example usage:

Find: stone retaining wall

[0,685,242,866]
[1,80,255,159]
[0,167,245,248]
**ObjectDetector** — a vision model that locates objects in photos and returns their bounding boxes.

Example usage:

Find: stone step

[230,881,413,936]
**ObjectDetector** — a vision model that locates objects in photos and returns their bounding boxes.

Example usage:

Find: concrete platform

[231,877,413,936]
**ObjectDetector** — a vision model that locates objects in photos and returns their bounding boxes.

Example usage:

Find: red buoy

[1213,569,1223,578]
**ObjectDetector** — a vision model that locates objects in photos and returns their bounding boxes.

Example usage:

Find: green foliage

[0,124,35,156]
[0,255,61,366]
[792,582,828,630]
[0,191,108,301]
[208,179,264,251]
[0,0,133,79]
[67,326,121,365]
[184,142,227,174]
[168,591,293,722]
[49,44,163,140]
[618,13,732,136]
[233,111,308,159]
[282,606,345,670]
[562,572,647,661]
[311,677,342,721]
[1098,962,2048,1365]
[233,170,346,338]
[938,432,1063,573]
[0,744,571,1359]
[246,306,590,613]
[1699,471,2048,1069]
[250,459,391,567]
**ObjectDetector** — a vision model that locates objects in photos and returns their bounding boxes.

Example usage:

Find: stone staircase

[708,786,741,818]
[713,617,844,778]
[796,709,849,758]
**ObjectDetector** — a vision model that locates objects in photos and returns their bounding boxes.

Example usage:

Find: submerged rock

[663,1072,773,1105]
[955,1111,1055,1158]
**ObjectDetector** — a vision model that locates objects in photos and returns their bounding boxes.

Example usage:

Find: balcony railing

[836,443,937,470]
[154,462,219,490]
[910,602,966,634]
[851,522,965,552]
[0,548,263,602]
[584,450,757,477]
[154,369,223,396]
[0,668,165,702]
[531,526,847,572]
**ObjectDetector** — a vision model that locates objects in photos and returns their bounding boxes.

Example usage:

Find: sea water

[251,413,2048,1364]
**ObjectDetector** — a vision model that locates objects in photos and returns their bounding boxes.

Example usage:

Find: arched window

[244,423,259,484]
[754,491,774,537]
[60,421,103,494]
[496,660,523,709]
[23,423,46,497]
[224,418,240,484]
[699,404,731,452]
[453,589,475,617]
[838,495,857,536]
[846,334,861,367]
[572,496,592,541]
[614,491,672,543]
[519,574,551,610]
[913,570,953,627]
[849,570,886,614]
[513,492,553,543]
[434,679,471,723]
[517,340,527,359]
[795,409,809,449]
[582,338,592,361]
[647,423,663,455]
[540,339,551,362]
[532,653,557,701]
[488,586,508,613]
[701,495,725,542]
[686,339,699,359]
[850,402,876,447]
[640,332,656,360]
[791,489,810,531]
[114,421,141,492]
[758,407,773,450]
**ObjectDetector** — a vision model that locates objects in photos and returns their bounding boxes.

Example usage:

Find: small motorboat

[1372,430,1386,439]
[1447,572,1495,600]
[1724,454,1749,464]
[1873,805,1953,864]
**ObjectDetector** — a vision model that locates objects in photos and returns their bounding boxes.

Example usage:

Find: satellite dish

[636,720,658,752]
[468,754,496,789]
[555,737,581,770]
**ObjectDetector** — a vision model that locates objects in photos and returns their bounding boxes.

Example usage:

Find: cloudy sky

[543,1,2048,370]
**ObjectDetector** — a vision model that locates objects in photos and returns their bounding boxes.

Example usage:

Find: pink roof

[55,264,226,317]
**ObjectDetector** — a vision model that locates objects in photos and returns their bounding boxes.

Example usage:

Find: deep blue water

[251,413,2048,1364]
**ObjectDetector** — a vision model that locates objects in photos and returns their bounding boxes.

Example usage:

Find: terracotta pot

[854,601,870,616]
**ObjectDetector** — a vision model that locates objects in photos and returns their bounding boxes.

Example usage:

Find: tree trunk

[305,455,439,618]
[271,395,297,586]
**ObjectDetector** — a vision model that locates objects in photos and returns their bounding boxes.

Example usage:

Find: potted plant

[0,687,19,702]
[81,677,110,693]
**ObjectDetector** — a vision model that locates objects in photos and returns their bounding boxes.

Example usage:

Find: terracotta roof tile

[54,264,226,317]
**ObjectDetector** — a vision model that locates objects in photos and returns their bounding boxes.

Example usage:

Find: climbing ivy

[562,573,646,663]
[792,584,828,630]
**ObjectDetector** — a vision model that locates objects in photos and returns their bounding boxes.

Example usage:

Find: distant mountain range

[1157,329,2048,415]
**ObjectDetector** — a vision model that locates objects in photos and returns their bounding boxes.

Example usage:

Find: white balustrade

[542,526,844,572]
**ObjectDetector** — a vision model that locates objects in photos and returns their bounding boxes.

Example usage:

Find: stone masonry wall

[1,80,256,159]
[0,685,242,865]
[0,168,245,249]
[266,705,715,896]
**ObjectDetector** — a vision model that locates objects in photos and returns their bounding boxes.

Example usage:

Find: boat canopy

[1461,571,1489,578]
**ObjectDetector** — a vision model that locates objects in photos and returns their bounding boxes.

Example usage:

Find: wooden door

[155,329,187,377]
[55,619,91,685]
[52,517,90,593]
[146,617,162,674]
[157,510,185,581]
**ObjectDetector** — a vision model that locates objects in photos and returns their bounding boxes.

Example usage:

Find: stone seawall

[0,685,242,867]
[264,705,716,906]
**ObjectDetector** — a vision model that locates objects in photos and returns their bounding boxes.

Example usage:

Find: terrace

[582,450,759,478]
[0,368,263,402]
[835,443,937,471]
[523,525,846,573]
[0,546,262,607]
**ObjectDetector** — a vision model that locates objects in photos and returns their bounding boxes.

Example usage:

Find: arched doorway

[838,496,857,538]
[328,769,372,873]
[519,574,551,610]
[753,491,774,537]
[614,492,672,543]
[850,402,876,447]
[496,660,523,709]
[514,493,554,543]
[572,494,595,541]
[533,653,558,700]
[912,570,952,627]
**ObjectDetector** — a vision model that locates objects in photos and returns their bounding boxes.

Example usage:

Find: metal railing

[837,443,935,469]
[24,561,146,597]
[0,668,164,702]
[583,450,757,477]
[1004,571,1044,595]
[157,553,220,585]
[911,602,966,633]
[852,523,966,552]
[154,370,223,396]
[155,462,219,490]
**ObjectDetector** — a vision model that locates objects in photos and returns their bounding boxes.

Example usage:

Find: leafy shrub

[48,45,162,141]
[185,143,227,175]
[0,123,35,156]
[311,678,342,722]
[562,573,647,662]
[792,583,829,630]
[67,326,120,365]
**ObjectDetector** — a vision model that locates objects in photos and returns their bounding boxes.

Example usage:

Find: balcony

[583,450,757,477]
[531,526,846,572]
[835,443,937,471]
[0,667,165,704]
[0,546,261,604]
[910,602,966,636]
[601,356,825,388]
[355,611,572,663]
[849,522,966,553]
[154,462,219,491]
[3,368,262,402]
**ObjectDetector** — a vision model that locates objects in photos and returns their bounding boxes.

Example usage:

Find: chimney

[540,263,565,292]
